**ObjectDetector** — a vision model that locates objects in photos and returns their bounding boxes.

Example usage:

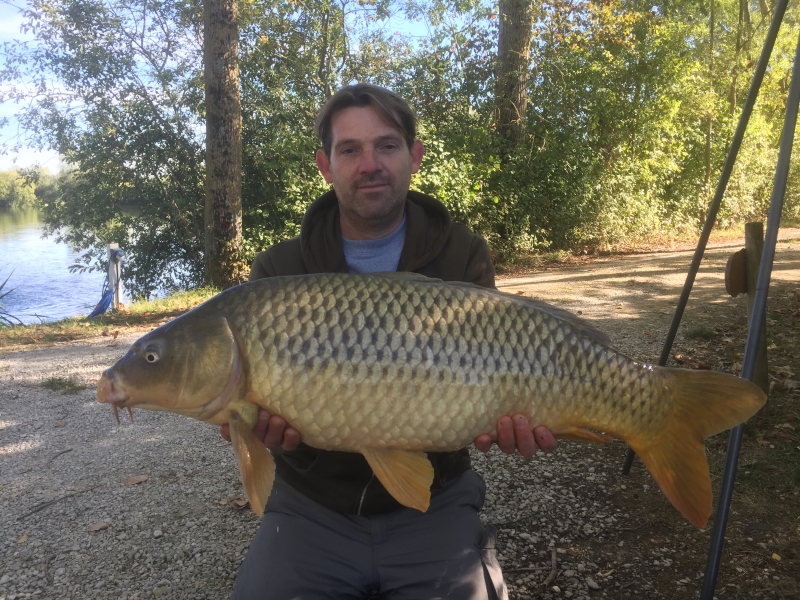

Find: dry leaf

[101,328,109,337]
[87,522,108,532]
[176,475,187,484]
[17,533,27,544]
[124,475,149,486]
[515,290,525,295]
[218,498,229,506]
[112,330,120,340]
[230,496,249,510]
[55,421,66,428]
[643,330,652,337]
[756,437,771,447]
[772,553,782,561]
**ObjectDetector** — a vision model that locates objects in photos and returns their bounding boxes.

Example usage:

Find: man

[224,84,557,599]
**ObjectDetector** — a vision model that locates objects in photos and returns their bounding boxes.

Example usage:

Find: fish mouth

[97,371,134,425]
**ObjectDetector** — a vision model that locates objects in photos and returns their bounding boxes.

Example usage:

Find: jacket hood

[299,189,452,273]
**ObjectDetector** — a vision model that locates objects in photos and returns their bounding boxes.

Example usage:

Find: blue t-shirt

[342,214,407,274]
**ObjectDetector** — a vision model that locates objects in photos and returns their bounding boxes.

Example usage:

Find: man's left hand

[474,415,557,457]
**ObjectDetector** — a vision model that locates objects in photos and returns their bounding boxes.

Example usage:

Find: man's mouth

[356,178,391,192]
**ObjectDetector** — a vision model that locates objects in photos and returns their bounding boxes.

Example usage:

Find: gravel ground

[1,231,798,600]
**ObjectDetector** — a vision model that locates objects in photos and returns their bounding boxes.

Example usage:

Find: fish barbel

[97,273,765,526]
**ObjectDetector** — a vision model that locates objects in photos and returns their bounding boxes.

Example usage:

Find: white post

[107,243,120,311]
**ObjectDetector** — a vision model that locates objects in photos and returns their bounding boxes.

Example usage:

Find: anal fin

[362,448,434,512]
[229,409,275,516]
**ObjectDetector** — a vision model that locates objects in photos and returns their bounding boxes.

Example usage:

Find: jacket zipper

[357,474,375,516]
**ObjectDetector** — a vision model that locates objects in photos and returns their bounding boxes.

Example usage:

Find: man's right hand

[220,408,302,451]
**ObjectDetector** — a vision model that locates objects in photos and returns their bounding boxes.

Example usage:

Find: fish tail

[628,369,766,528]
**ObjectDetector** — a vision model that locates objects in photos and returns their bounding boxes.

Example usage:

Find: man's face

[316,106,424,240]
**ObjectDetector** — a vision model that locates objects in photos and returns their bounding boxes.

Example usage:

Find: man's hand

[474,415,557,458]
[219,408,302,451]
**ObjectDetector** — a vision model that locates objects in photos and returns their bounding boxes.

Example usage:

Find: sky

[0,2,62,172]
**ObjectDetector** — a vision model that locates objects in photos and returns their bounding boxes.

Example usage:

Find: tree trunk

[495,0,533,147]
[730,0,751,114]
[703,0,714,221]
[204,0,245,289]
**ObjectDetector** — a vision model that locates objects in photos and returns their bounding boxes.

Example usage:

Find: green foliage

[2,0,206,298]
[0,171,37,209]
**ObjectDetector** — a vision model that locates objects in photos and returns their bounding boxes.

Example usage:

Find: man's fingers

[282,428,302,451]
[262,415,287,449]
[496,416,516,454]
[252,409,272,443]
[220,423,231,442]
[533,425,558,453]
[474,433,492,453]
[512,414,538,457]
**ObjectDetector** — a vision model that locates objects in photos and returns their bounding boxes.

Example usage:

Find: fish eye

[144,345,161,363]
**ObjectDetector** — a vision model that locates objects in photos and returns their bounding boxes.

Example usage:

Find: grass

[41,376,87,394]
[684,322,715,340]
[0,287,217,348]
[0,271,23,327]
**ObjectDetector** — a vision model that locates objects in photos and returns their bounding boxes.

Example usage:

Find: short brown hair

[315,84,417,157]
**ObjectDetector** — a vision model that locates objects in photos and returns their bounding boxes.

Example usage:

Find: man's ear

[410,140,424,174]
[316,149,334,184]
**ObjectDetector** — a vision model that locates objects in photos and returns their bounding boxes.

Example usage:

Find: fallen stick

[504,566,551,573]
[541,547,558,588]
[47,448,73,465]
[20,485,99,519]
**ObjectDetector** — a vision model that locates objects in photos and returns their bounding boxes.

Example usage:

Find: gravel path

[2,231,798,600]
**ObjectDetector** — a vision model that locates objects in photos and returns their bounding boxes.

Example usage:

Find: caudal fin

[628,369,766,527]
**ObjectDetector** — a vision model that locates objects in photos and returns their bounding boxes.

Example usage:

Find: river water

[0,208,109,324]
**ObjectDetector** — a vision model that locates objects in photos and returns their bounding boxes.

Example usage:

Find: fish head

[97,314,242,423]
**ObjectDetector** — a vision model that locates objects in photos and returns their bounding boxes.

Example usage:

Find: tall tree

[204,0,245,288]
[495,0,533,146]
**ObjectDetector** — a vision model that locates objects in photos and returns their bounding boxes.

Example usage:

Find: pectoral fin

[361,448,434,512]
[229,410,275,516]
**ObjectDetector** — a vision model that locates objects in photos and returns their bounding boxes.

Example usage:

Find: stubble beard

[341,173,409,234]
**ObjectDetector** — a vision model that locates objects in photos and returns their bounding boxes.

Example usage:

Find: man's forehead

[329,105,405,143]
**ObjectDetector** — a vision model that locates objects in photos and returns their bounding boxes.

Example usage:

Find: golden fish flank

[97,272,766,527]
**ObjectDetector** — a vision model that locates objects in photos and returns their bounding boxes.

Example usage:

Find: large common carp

[97,273,765,527]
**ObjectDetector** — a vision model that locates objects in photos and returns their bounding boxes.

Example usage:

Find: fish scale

[97,272,766,526]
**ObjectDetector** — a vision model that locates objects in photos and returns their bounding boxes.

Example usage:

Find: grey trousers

[231,470,508,600]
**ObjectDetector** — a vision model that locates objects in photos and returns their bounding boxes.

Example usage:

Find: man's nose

[358,147,380,173]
